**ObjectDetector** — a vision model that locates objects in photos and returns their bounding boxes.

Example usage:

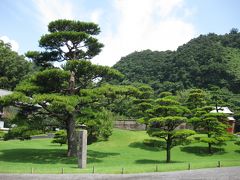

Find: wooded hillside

[113,30,240,93]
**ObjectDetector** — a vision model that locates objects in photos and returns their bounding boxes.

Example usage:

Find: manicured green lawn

[0,129,239,174]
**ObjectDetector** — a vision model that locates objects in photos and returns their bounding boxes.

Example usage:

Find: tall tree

[2,19,122,157]
[186,89,230,154]
[190,108,229,154]
[0,40,31,90]
[26,19,104,68]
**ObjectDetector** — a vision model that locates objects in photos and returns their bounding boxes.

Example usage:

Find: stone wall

[115,120,146,130]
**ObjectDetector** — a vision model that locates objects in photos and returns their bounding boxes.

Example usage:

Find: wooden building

[210,107,235,133]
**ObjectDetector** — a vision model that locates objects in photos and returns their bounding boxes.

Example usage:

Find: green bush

[3,126,31,141]
[77,108,114,144]
[51,130,67,146]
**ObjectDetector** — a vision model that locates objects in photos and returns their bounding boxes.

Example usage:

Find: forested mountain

[113,30,240,93]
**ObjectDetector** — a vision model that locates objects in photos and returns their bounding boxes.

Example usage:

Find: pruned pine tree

[147,96,195,163]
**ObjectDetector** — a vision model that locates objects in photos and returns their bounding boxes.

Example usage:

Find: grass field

[0,129,239,174]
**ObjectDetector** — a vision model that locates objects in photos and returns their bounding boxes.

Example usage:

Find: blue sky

[0,0,239,66]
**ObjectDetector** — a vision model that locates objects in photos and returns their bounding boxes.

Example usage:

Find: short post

[121,167,124,174]
[92,166,95,174]
[188,163,191,170]
[218,161,221,168]
[61,168,64,174]
[155,165,158,172]
[76,129,88,169]
[31,167,34,174]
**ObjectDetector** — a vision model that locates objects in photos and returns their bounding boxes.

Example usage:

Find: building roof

[0,89,12,97]
[210,107,234,114]
[228,117,235,121]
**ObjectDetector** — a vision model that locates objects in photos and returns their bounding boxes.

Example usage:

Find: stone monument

[76,129,87,168]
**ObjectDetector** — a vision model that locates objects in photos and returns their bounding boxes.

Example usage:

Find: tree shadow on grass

[0,148,77,164]
[0,148,120,165]
[235,150,240,154]
[129,140,165,152]
[180,146,226,156]
[135,159,183,164]
[88,150,120,164]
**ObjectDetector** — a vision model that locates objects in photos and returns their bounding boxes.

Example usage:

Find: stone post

[77,129,87,168]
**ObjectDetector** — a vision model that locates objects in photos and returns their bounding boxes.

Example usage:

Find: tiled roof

[210,107,233,114]
[228,117,235,121]
[0,89,12,97]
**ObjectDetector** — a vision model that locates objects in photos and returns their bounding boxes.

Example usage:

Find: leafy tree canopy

[113,29,240,93]
[0,40,31,90]
[146,96,195,163]
[26,19,104,68]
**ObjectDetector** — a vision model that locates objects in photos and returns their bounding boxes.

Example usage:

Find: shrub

[51,130,67,146]
[77,108,114,144]
[3,126,31,141]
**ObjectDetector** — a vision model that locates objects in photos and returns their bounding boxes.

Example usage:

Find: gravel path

[1,167,240,180]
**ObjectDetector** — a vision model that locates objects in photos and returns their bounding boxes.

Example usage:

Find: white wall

[0,121,4,129]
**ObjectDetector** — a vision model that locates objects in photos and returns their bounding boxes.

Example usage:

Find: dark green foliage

[25,51,57,69]
[186,89,231,153]
[77,108,114,144]
[63,60,123,89]
[2,61,124,156]
[235,140,240,145]
[0,40,31,90]
[146,96,195,162]
[222,28,240,48]
[3,126,31,141]
[190,112,230,152]
[26,19,104,68]
[113,30,240,93]
[1,19,126,157]
[128,84,154,123]
[185,89,209,110]
[33,69,70,93]
[206,87,240,133]
[51,130,67,146]
[113,50,174,87]
[87,83,140,117]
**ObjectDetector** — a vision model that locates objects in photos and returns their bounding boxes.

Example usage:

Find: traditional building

[210,107,235,133]
[0,89,12,130]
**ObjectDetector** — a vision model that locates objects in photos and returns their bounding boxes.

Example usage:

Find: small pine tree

[146,96,195,163]
[51,130,67,146]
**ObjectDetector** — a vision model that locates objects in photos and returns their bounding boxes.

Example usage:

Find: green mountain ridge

[113,31,240,93]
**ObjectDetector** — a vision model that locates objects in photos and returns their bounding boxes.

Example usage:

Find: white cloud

[0,36,19,52]
[31,0,196,67]
[90,9,103,24]
[33,0,75,30]
[92,0,196,66]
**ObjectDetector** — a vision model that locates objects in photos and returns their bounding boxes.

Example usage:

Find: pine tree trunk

[65,71,77,157]
[208,143,212,154]
[66,115,77,157]
[166,137,171,163]
[208,133,212,154]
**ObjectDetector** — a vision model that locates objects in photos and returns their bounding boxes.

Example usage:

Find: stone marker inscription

[77,129,87,168]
